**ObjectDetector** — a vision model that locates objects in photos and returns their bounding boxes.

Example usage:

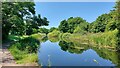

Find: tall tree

[90,14,112,33]
[2,2,35,40]
[2,2,49,41]
[67,17,87,33]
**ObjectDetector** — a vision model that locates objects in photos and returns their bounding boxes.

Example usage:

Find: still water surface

[38,39,119,66]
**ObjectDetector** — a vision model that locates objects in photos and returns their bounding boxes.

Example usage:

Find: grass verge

[8,33,46,64]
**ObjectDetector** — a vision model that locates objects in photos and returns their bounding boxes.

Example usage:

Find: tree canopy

[2,2,49,41]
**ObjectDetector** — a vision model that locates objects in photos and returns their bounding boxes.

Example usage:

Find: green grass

[9,37,40,64]
[88,29,119,47]
[8,33,46,64]
[8,35,29,41]
[16,53,38,64]
[9,33,46,41]
[61,29,119,47]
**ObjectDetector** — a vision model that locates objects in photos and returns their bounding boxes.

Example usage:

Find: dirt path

[0,42,39,67]
[1,42,16,66]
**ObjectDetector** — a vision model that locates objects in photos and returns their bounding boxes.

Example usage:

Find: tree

[38,28,49,34]
[49,27,57,32]
[89,14,112,33]
[115,0,120,46]
[58,20,69,33]
[74,22,89,34]
[25,14,49,35]
[2,2,49,41]
[2,2,35,40]
[58,17,87,33]
[115,1,120,30]
[67,17,87,33]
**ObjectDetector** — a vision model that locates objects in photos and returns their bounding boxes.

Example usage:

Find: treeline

[57,8,119,34]
[48,1,120,46]
[48,2,120,34]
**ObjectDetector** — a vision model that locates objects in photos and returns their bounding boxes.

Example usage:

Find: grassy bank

[62,29,119,47]
[48,29,119,48]
[8,33,46,64]
[9,33,46,41]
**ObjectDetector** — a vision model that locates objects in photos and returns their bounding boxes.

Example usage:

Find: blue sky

[35,2,115,28]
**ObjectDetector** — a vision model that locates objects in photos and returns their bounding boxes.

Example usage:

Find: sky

[34,0,115,2]
[35,2,115,29]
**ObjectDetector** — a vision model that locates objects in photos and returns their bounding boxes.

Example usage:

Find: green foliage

[58,20,69,33]
[89,29,118,47]
[105,20,117,31]
[74,22,89,34]
[89,8,119,33]
[89,14,112,33]
[61,33,71,39]
[2,2,35,40]
[12,37,39,53]
[16,53,38,64]
[30,33,46,41]
[116,1,120,48]
[59,41,70,51]
[25,14,49,35]
[61,29,119,47]
[67,17,87,33]
[8,33,46,42]
[48,30,61,42]
[2,2,49,41]
[9,37,39,64]
[40,36,48,42]
[49,27,58,32]
[38,28,49,34]
[58,17,88,33]
[59,40,88,54]
[48,37,59,42]
[48,30,60,38]
[8,35,28,41]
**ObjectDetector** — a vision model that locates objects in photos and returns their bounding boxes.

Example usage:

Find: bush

[9,37,40,64]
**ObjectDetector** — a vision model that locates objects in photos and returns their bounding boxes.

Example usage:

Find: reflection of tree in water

[41,36,48,42]
[59,41,89,54]
[59,41,70,51]
[58,40,120,67]
[117,50,120,68]
[92,47,120,67]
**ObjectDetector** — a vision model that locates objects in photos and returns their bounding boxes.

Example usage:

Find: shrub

[9,37,40,64]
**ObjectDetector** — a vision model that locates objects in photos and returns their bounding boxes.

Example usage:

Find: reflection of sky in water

[38,40,115,66]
